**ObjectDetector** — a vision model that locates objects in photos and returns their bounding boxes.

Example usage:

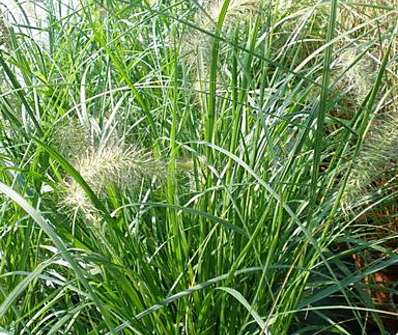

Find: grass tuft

[0,0,398,334]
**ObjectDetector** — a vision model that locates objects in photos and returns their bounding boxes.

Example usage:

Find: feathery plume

[182,0,262,67]
[51,122,91,160]
[343,109,398,210]
[333,47,375,104]
[55,124,163,221]
[199,0,261,28]
[0,17,9,47]
[181,0,262,108]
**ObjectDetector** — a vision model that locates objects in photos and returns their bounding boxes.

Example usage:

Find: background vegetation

[0,0,397,333]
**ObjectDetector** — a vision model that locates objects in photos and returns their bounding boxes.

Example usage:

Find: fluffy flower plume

[56,126,163,220]
[0,17,9,47]
[334,47,392,209]
[344,111,398,209]
[182,0,262,65]
[333,47,374,103]
[181,0,262,107]
[52,122,91,160]
[200,0,261,28]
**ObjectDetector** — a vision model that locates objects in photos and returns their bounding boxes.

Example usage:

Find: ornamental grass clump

[3,0,398,333]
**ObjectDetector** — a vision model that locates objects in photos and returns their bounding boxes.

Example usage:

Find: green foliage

[0,0,397,334]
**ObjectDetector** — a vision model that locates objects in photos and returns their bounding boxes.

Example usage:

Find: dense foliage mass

[0,0,397,333]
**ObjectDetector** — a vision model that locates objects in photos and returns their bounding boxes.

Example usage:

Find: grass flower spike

[334,47,374,103]
[0,17,9,46]
[201,0,261,28]
[61,140,163,220]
